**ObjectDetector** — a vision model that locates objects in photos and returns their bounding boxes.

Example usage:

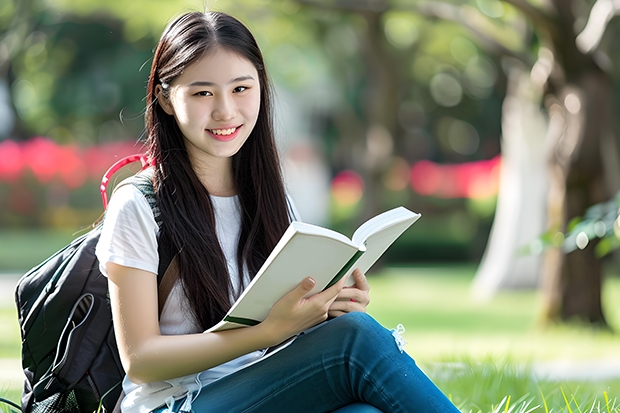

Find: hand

[260,275,347,345]
[328,268,370,318]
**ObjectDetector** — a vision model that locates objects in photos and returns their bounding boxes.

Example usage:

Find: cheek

[247,94,261,122]
[173,102,201,127]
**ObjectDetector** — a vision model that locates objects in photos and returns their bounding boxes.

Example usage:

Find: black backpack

[14,156,172,413]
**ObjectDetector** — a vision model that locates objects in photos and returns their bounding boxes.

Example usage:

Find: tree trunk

[357,9,400,222]
[541,69,612,326]
[472,61,548,299]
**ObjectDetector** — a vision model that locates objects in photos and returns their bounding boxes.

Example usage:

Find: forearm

[106,263,283,384]
[125,323,279,384]
[108,263,342,384]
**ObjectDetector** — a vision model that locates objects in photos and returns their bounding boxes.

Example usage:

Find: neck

[189,154,236,197]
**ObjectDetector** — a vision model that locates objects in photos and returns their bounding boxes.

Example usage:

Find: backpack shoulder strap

[111,168,177,314]
[113,168,161,227]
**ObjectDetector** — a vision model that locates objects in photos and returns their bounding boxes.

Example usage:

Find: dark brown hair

[144,11,290,330]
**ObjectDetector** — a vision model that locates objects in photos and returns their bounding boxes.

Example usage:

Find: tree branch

[576,0,620,53]
[295,0,534,64]
[501,0,554,31]
[417,2,534,65]
[294,0,389,12]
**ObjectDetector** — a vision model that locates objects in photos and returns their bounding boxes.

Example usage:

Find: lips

[206,126,241,142]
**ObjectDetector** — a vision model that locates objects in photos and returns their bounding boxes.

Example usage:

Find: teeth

[209,127,237,136]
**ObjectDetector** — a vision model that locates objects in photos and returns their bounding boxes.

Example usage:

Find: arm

[107,262,346,384]
[328,268,371,317]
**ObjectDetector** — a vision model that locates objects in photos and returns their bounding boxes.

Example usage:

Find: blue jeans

[154,312,459,412]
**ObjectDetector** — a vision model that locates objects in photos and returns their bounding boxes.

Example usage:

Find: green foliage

[524,192,620,258]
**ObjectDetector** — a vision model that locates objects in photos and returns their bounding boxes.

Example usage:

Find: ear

[155,84,174,116]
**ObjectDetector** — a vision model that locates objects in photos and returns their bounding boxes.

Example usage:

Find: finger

[329,299,367,314]
[328,309,346,318]
[332,288,358,301]
[351,269,370,292]
[317,274,347,301]
[333,286,370,307]
[285,276,316,303]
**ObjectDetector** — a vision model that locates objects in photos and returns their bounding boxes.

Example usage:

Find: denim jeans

[153,312,459,412]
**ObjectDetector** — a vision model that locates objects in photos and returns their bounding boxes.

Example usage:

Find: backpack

[14,155,174,413]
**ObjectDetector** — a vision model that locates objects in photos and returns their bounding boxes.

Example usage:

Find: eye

[194,91,212,97]
[233,86,248,93]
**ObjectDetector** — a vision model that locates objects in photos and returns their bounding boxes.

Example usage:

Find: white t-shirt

[95,184,300,413]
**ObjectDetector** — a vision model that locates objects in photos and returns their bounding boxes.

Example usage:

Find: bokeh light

[331,170,364,208]
[0,139,23,182]
[410,156,501,199]
[429,72,463,107]
[0,137,142,188]
[383,157,410,191]
[384,14,418,49]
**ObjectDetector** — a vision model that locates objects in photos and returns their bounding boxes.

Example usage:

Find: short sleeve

[95,184,159,276]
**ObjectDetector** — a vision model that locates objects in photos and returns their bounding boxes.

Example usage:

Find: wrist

[252,320,287,348]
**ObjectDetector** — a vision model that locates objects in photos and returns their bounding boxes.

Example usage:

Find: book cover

[207,206,420,332]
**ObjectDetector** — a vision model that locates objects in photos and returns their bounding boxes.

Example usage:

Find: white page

[223,222,359,324]
[346,207,421,280]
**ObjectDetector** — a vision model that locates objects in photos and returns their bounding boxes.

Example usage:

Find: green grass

[0,393,21,413]
[368,265,620,363]
[1,264,620,412]
[0,305,21,412]
[366,265,620,412]
[0,308,20,360]
[0,229,77,272]
[435,360,620,412]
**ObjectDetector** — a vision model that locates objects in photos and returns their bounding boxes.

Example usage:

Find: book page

[223,223,360,325]
[348,207,421,276]
[351,207,420,247]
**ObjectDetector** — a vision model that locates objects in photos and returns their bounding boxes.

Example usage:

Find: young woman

[96,10,460,413]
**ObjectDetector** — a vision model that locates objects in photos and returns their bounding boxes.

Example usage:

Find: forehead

[176,48,258,85]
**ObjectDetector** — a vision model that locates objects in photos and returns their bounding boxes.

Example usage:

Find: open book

[206,206,421,332]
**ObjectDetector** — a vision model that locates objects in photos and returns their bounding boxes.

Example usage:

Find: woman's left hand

[328,268,371,317]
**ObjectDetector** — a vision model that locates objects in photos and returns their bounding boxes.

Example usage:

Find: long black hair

[144,11,290,330]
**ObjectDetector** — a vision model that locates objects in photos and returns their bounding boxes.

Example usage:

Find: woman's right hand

[259,275,346,345]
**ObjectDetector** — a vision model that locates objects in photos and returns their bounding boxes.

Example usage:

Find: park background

[2,0,620,411]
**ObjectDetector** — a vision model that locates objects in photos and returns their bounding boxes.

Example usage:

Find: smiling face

[157,48,261,171]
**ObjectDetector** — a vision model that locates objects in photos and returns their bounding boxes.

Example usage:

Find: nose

[212,94,237,121]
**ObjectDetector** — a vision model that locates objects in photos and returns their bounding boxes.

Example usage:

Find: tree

[0,0,36,139]
[293,0,620,326]
[486,0,620,326]
[293,0,503,225]
[533,0,620,326]
[423,0,620,326]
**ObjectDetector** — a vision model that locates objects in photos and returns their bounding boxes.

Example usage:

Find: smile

[206,126,241,141]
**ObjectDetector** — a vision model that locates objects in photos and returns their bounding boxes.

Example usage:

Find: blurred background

[2,0,620,409]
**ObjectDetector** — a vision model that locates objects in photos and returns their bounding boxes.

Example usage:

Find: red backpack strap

[100,154,150,209]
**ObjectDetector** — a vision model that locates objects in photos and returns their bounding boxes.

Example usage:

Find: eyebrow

[187,75,256,87]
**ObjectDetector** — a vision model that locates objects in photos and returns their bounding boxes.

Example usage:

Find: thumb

[352,269,370,291]
[296,276,316,297]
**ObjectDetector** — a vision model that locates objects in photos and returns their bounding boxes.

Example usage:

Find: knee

[330,312,378,331]
[338,313,410,355]
[328,313,391,345]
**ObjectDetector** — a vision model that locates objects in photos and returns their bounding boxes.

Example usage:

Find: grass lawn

[0,228,77,272]
[367,265,620,412]
[369,265,620,363]
[1,263,620,412]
